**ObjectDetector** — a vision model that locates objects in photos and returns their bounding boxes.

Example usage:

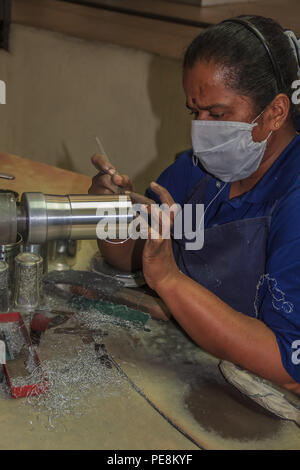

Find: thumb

[149,182,175,207]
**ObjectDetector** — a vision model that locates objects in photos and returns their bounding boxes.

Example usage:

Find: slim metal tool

[95,136,124,194]
[95,137,107,159]
[0,173,15,180]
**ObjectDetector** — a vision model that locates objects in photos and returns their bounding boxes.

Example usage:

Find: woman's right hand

[88,153,133,195]
[88,153,139,271]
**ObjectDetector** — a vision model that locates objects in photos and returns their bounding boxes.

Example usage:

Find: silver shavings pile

[23,342,124,426]
[0,298,127,427]
[74,306,141,331]
[9,350,45,388]
[0,294,147,427]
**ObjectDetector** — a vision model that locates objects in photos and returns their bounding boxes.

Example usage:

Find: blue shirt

[145,149,202,205]
[146,135,300,383]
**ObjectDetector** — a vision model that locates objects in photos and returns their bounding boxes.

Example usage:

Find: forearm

[156,271,300,393]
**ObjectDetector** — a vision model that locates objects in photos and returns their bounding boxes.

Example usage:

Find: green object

[69,296,149,328]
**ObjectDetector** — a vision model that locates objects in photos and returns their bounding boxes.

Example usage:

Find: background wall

[0,24,191,193]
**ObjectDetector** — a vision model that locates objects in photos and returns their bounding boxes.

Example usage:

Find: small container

[13,253,43,311]
[0,260,9,313]
[47,240,77,271]
[21,243,48,274]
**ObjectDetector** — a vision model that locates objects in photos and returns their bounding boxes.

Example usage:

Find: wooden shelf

[12,0,300,59]
[12,0,202,59]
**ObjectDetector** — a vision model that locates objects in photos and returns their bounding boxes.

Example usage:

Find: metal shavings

[0,322,24,359]
[0,321,46,389]
[24,342,124,425]
[9,352,45,388]
[11,369,45,389]
[73,302,148,331]
[0,293,148,427]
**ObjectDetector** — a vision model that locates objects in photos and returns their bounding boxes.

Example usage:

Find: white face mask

[191,113,272,183]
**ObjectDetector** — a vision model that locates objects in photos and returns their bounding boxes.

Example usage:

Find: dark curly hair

[183,15,300,125]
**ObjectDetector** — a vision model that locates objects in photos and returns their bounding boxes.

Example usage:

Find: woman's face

[183,60,271,143]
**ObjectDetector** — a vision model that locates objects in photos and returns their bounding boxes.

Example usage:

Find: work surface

[1,153,300,450]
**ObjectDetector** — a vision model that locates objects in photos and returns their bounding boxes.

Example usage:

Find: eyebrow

[186,102,228,111]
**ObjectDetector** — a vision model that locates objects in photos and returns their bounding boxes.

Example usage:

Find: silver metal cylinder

[21,193,134,244]
[0,191,18,244]
[13,252,43,310]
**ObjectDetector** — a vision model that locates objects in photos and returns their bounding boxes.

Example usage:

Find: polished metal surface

[22,193,71,244]
[68,194,133,240]
[0,233,23,302]
[21,242,48,273]
[0,173,15,180]
[0,191,134,244]
[0,192,18,244]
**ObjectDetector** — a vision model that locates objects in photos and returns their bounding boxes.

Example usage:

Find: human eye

[210,112,225,119]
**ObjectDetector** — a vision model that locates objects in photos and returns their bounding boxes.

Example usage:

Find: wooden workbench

[0,152,198,450]
[1,153,300,450]
[0,152,91,195]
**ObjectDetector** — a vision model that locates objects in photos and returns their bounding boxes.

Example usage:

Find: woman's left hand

[141,182,181,291]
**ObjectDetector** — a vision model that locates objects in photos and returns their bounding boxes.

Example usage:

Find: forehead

[183,60,252,110]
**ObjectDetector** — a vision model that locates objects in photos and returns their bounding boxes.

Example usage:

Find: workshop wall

[0,24,191,193]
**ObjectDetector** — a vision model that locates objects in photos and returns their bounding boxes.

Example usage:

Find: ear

[266,94,291,131]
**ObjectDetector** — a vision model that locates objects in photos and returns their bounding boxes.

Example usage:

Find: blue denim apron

[172,176,274,317]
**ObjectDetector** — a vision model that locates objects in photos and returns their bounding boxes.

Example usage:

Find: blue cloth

[145,149,203,205]
[146,135,300,383]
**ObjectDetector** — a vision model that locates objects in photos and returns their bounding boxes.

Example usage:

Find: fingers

[119,174,133,192]
[126,186,177,241]
[91,153,116,176]
[146,202,172,241]
[89,153,133,195]
[149,182,175,207]
[126,192,155,205]
[89,173,120,195]
[112,174,133,192]
[149,182,180,225]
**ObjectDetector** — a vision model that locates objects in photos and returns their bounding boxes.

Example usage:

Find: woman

[89,15,300,394]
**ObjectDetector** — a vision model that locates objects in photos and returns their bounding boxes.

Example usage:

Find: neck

[229,125,297,199]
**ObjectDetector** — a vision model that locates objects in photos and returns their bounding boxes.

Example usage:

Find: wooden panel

[58,0,300,34]
[12,0,300,59]
[12,0,202,59]
[86,0,257,14]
